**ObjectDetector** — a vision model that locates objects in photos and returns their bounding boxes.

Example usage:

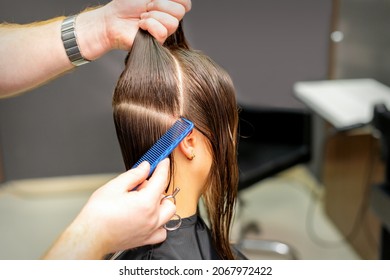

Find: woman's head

[112,26,239,259]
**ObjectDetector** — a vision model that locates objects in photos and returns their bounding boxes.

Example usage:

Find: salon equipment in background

[236,104,312,259]
[371,103,390,259]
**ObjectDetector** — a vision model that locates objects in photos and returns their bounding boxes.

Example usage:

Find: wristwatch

[61,15,91,67]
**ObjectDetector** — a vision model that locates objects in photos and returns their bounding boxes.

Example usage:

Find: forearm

[42,161,175,260]
[0,19,69,97]
[0,8,112,98]
[42,219,107,260]
[0,0,191,98]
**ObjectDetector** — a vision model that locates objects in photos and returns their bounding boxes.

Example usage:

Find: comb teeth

[132,117,194,177]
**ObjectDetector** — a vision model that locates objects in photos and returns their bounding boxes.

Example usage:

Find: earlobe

[179,129,196,160]
[189,150,196,160]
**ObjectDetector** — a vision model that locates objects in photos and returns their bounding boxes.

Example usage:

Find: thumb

[158,198,176,226]
[115,161,151,192]
[139,158,170,199]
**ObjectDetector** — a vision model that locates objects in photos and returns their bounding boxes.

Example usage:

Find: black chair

[370,104,390,259]
[236,104,312,259]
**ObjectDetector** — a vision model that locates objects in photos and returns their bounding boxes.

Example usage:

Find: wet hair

[112,23,239,259]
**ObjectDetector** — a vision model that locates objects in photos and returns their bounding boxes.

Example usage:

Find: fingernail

[147,2,153,10]
[138,161,150,170]
[139,19,145,26]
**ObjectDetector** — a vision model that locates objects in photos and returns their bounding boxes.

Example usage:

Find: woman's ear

[179,129,197,160]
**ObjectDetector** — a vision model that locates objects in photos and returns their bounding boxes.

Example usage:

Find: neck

[168,173,202,218]
[168,136,212,219]
[167,158,206,218]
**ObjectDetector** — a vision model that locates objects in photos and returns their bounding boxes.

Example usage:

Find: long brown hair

[112,24,239,259]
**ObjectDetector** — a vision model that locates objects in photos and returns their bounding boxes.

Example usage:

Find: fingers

[159,197,176,224]
[143,228,168,245]
[140,11,179,37]
[142,198,176,245]
[137,159,176,233]
[147,0,187,20]
[140,0,191,42]
[139,17,168,44]
[170,0,192,12]
[139,158,170,199]
[113,161,150,192]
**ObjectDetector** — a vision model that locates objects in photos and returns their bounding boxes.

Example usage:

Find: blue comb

[131,117,194,180]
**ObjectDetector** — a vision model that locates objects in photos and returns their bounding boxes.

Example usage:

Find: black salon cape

[117,214,245,260]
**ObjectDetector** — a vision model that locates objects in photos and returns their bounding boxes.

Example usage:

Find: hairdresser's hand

[0,0,191,97]
[43,159,175,260]
[77,0,192,61]
[109,0,192,46]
